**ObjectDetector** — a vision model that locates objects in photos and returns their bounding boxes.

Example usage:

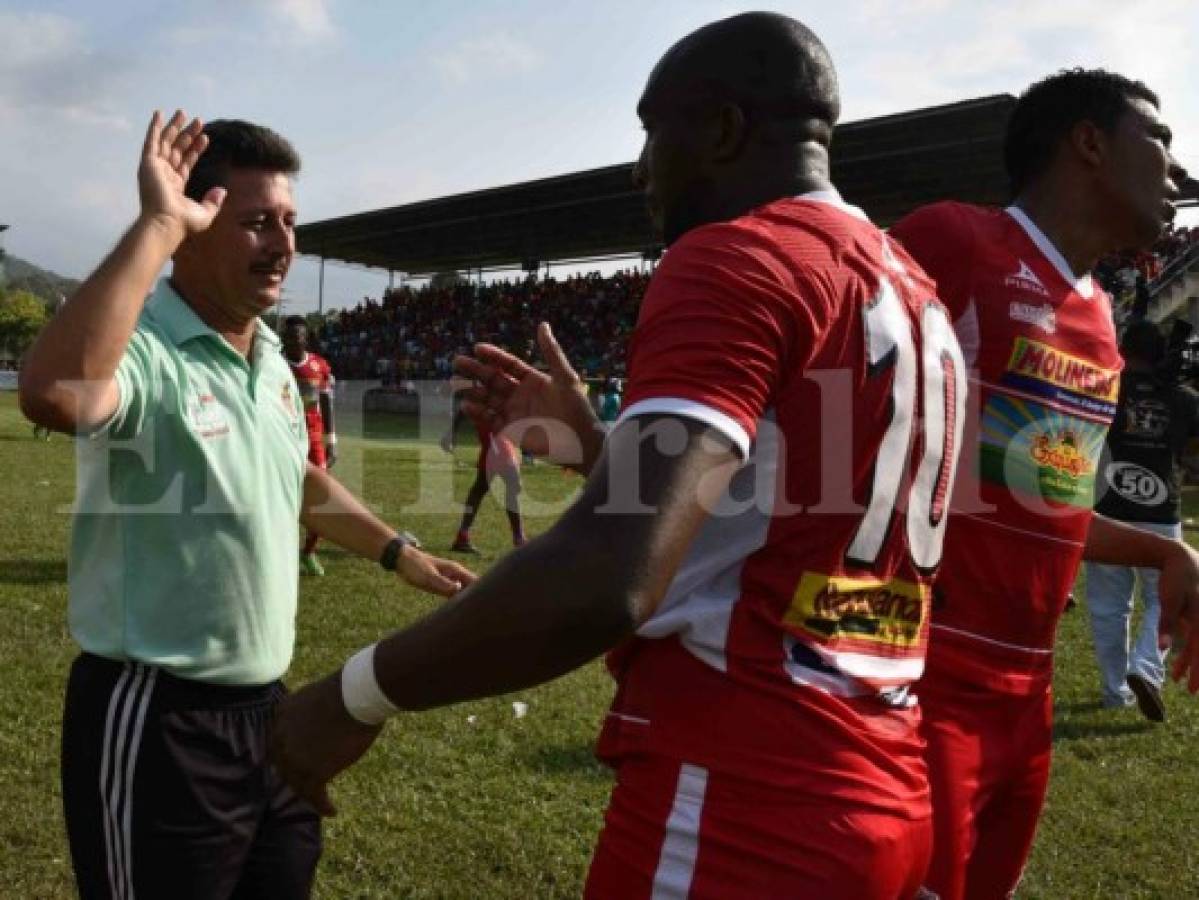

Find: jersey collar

[1005,205,1095,299]
[798,188,870,222]
[148,278,283,350]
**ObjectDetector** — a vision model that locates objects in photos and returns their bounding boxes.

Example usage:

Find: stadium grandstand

[297,95,1019,287]
[297,93,1199,385]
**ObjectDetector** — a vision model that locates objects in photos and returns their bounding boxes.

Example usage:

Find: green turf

[1,389,1197,897]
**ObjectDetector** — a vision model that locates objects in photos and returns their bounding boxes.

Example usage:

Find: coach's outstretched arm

[18,110,224,433]
[271,414,740,815]
[300,462,477,598]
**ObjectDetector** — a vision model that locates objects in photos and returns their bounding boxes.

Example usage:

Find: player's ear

[1070,119,1107,172]
[712,101,749,163]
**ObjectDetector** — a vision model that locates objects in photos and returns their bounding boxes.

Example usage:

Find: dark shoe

[1126,673,1165,723]
[451,538,480,555]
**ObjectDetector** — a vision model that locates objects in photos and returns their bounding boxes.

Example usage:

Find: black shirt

[1095,369,1199,524]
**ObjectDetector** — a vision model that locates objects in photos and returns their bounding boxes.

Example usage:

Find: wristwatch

[379,531,422,571]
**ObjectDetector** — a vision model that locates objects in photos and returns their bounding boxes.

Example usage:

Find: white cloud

[59,106,132,131]
[167,0,336,48]
[0,11,84,69]
[434,33,542,86]
[163,25,229,46]
[263,0,336,43]
[0,10,131,131]
[850,0,954,26]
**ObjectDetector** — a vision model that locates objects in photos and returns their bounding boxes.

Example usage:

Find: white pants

[1084,520,1180,707]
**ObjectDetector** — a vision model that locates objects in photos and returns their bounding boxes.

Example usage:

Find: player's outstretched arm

[453,322,605,474]
[19,110,225,433]
[1084,514,1199,690]
[299,464,476,598]
[1159,548,1199,691]
[271,414,741,815]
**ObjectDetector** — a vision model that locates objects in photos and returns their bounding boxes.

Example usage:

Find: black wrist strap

[379,531,421,571]
[379,536,406,571]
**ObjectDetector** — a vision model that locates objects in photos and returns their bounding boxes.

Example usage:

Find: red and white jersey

[890,202,1122,693]
[288,352,333,441]
[597,191,967,816]
[474,421,520,476]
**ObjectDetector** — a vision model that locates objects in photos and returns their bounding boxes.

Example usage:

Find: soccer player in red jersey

[274,14,968,895]
[890,70,1196,900]
[283,315,337,576]
[445,410,526,553]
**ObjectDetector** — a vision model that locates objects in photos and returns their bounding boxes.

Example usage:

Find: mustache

[250,258,290,273]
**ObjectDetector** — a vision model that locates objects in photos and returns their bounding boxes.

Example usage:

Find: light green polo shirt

[69,279,309,685]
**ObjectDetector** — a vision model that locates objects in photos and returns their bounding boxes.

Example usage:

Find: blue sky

[1,0,1197,313]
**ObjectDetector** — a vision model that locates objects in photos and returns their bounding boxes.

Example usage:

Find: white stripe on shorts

[99,663,157,900]
[650,763,709,900]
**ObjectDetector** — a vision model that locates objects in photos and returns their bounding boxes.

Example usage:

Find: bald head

[645,12,840,143]
[634,13,840,244]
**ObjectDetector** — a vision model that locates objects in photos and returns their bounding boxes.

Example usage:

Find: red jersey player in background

[890,69,1197,900]
[271,14,975,897]
[284,315,337,576]
[441,393,526,553]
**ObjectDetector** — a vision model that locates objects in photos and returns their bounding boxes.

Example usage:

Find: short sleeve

[619,225,821,458]
[98,327,161,440]
[889,203,976,321]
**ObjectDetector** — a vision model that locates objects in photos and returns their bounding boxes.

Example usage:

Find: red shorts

[584,754,932,900]
[917,671,1053,900]
[307,440,326,469]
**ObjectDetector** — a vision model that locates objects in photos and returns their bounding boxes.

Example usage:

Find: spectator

[318,269,651,384]
[1087,320,1199,722]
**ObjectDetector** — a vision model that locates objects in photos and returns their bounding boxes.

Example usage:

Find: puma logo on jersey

[1004,259,1049,297]
[1009,301,1056,333]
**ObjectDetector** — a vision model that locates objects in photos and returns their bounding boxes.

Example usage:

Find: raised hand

[453,322,604,472]
[138,109,226,244]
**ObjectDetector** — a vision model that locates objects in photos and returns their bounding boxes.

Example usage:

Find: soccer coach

[19,111,475,899]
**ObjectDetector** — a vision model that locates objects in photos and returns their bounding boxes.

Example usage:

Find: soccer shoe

[1126,673,1165,723]
[451,537,480,555]
[301,553,325,577]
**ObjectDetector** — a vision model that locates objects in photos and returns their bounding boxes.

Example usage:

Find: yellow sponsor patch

[783,573,928,648]
[1029,429,1094,477]
[1006,337,1119,402]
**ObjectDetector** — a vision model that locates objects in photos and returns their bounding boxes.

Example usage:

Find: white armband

[324,432,337,446]
[341,644,398,725]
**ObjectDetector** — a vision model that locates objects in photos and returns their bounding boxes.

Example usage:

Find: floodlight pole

[318,256,325,315]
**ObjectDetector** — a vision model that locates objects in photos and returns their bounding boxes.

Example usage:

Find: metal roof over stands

[295,94,1019,277]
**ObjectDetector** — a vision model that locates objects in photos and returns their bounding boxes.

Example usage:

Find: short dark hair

[1120,319,1166,364]
[1004,68,1159,195]
[284,315,307,331]
[184,119,301,203]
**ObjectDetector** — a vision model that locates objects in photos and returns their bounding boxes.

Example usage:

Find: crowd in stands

[318,269,649,386]
[1095,224,1199,317]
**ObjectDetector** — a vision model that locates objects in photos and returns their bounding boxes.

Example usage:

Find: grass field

[1,388,1198,898]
